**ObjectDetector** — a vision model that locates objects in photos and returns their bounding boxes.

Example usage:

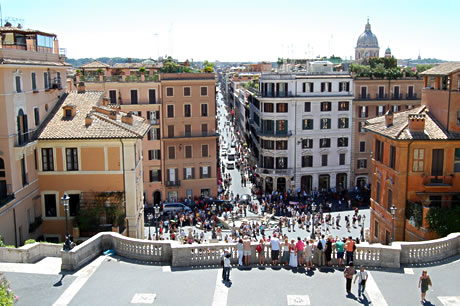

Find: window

[338,118,349,129]
[167,168,178,183]
[130,90,138,104]
[321,102,331,111]
[168,125,174,138]
[201,123,208,136]
[320,118,331,129]
[457,110,460,126]
[148,150,161,160]
[201,104,208,116]
[41,148,54,171]
[200,166,211,178]
[202,144,209,157]
[69,194,80,217]
[359,106,368,118]
[276,157,287,169]
[337,137,348,147]
[44,194,57,217]
[31,72,37,91]
[360,141,366,152]
[301,139,313,149]
[185,145,192,158]
[377,86,385,99]
[184,167,195,180]
[377,106,385,116]
[276,140,288,150]
[263,156,274,169]
[321,154,328,166]
[454,148,460,172]
[320,138,331,148]
[15,75,22,93]
[338,101,349,111]
[321,82,331,92]
[34,107,40,126]
[302,155,313,167]
[262,140,274,150]
[358,159,367,169]
[339,81,350,92]
[359,122,366,133]
[264,103,274,112]
[200,86,208,96]
[109,90,117,104]
[20,155,27,186]
[184,124,191,137]
[168,146,175,159]
[149,169,161,182]
[184,87,191,96]
[65,148,78,171]
[167,105,174,118]
[0,158,5,177]
[148,127,161,140]
[276,103,288,112]
[302,119,313,130]
[304,102,311,112]
[375,140,384,162]
[184,104,191,117]
[376,182,381,204]
[389,146,396,169]
[276,120,288,134]
[44,72,49,89]
[303,82,313,93]
[374,220,379,238]
[387,189,392,211]
[166,87,174,97]
[339,153,346,165]
[148,89,156,104]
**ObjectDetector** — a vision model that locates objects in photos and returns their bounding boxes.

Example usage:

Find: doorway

[301,175,312,193]
[265,177,273,193]
[318,174,330,191]
[153,190,161,205]
[277,177,286,193]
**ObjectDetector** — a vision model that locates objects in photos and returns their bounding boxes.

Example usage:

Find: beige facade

[0,26,69,246]
[351,77,423,187]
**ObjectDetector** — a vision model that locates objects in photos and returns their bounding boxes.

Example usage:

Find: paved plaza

[2,253,460,305]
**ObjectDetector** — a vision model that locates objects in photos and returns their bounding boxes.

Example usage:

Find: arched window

[16,109,29,145]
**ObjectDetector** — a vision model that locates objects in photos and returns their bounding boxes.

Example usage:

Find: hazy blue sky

[3,0,459,61]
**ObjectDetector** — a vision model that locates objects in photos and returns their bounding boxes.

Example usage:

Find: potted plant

[139,67,146,81]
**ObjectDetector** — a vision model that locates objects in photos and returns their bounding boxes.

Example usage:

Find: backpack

[317,240,323,250]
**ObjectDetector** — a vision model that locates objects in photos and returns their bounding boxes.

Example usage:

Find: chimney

[109,111,117,120]
[385,109,394,127]
[121,111,134,125]
[77,82,86,94]
[85,114,93,127]
[408,114,425,133]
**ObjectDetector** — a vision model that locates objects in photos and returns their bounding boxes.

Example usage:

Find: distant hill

[66,57,147,67]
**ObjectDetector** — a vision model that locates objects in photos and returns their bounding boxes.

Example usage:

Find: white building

[250,62,353,193]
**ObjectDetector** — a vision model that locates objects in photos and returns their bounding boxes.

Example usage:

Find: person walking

[270,234,280,265]
[418,270,432,304]
[354,266,368,299]
[344,262,355,295]
[223,251,232,282]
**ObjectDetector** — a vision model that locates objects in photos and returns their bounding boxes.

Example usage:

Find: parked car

[162,203,191,215]
[203,199,233,211]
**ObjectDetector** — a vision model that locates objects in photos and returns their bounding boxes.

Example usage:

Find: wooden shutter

[192,167,195,179]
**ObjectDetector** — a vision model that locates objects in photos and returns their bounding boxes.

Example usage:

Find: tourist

[318,234,327,266]
[345,236,355,265]
[418,270,432,304]
[303,239,313,270]
[237,238,244,266]
[257,239,265,265]
[344,262,355,294]
[335,238,345,267]
[354,266,368,299]
[325,237,333,267]
[243,236,252,266]
[270,234,280,265]
[223,250,232,282]
[296,237,305,266]
[281,239,290,266]
[289,239,298,268]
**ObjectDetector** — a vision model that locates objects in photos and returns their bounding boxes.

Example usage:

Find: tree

[202,60,214,73]
[426,206,460,237]
[373,63,386,79]
[416,64,434,73]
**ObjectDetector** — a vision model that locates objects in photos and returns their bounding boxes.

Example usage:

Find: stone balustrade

[2,232,459,271]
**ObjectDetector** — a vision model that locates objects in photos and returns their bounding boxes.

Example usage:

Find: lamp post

[61,193,72,251]
[147,213,153,240]
[154,204,160,240]
[390,205,397,244]
[211,203,217,239]
[310,203,317,240]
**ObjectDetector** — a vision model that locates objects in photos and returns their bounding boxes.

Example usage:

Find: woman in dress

[418,270,432,304]
[281,239,290,265]
[304,239,313,270]
[325,237,333,266]
[289,239,298,268]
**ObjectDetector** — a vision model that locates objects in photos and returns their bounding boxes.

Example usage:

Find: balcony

[14,130,37,147]
[256,129,292,138]
[164,132,218,139]
[150,119,160,125]
[423,175,453,187]
[406,93,418,100]
[375,93,388,100]
[0,193,15,209]
[255,167,294,176]
[166,180,181,187]
[392,93,403,100]
[357,94,370,100]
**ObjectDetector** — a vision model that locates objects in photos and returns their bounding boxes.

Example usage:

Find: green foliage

[202,60,214,73]
[416,64,434,73]
[405,201,423,227]
[368,57,397,69]
[24,239,36,245]
[138,66,146,73]
[373,63,386,79]
[0,235,4,248]
[426,206,460,237]
[0,272,17,305]
[387,67,403,80]
[97,68,104,74]
[160,60,180,73]
[75,69,81,74]
[350,64,371,77]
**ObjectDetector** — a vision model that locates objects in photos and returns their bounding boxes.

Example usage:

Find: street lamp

[311,203,317,240]
[154,204,160,240]
[390,205,397,243]
[211,203,217,239]
[147,213,153,240]
[61,193,72,251]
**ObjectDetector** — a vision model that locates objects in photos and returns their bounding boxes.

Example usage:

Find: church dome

[356,19,379,48]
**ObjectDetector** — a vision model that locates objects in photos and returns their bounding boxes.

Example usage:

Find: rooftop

[80,60,111,69]
[420,62,460,76]
[0,26,56,37]
[364,106,453,140]
[38,91,150,140]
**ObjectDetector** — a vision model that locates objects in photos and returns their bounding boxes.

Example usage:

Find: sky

[3,0,460,62]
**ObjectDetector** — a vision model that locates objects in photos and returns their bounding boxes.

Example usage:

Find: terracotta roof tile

[420,62,460,76]
[80,60,111,69]
[0,58,70,67]
[38,91,150,140]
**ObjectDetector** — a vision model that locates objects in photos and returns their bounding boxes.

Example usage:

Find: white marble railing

[0,243,62,263]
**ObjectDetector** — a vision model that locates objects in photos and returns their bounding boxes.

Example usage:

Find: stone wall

[0,243,62,263]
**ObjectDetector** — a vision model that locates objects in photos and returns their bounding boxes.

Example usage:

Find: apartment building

[364,62,460,243]
[37,90,149,240]
[0,25,69,246]
[249,61,353,193]
[352,77,423,188]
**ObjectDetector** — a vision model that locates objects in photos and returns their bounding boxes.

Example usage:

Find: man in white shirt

[319,234,327,266]
[270,234,280,265]
[354,266,368,298]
